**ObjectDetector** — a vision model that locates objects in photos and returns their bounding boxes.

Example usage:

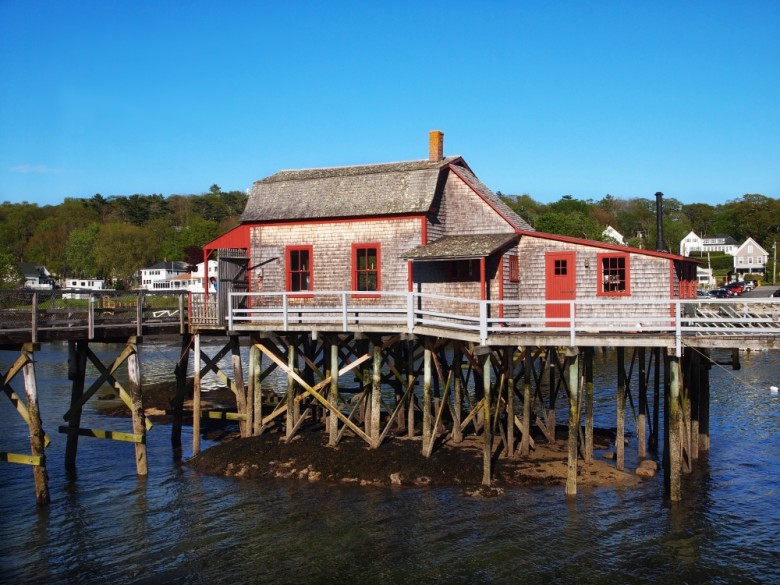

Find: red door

[545,252,576,327]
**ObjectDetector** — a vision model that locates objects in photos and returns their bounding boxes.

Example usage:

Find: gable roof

[242,157,462,222]
[734,237,769,256]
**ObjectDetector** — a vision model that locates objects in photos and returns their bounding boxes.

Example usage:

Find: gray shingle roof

[242,157,461,222]
[401,233,519,260]
[448,165,534,232]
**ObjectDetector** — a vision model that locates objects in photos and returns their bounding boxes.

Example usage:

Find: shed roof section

[242,157,463,222]
[402,233,519,260]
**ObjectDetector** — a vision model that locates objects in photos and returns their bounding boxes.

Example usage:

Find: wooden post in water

[650,347,661,453]
[584,347,594,464]
[172,333,191,451]
[422,346,432,455]
[519,347,532,456]
[548,347,557,436]
[22,343,49,505]
[616,347,626,472]
[505,348,515,457]
[249,341,262,436]
[407,340,415,439]
[286,343,296,441]
[371,344,382,446]
[65,340,88,472]
[667,352,683,501]
[482,350,493,487]
[565,348,579,497]
[452,345,463,443]
[127,337,147,476]
[689,350,700,463]
[192,332,202,456]
[637,347,647,459]
[328,341,339,446]
[230,336,247,437]
[698,349,711,453]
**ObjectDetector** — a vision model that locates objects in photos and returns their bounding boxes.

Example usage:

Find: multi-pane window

[509,255,520,282]
[286,246,313,293]
[598,253,630,295]
[554,259,567,275]
[353,244,380,293]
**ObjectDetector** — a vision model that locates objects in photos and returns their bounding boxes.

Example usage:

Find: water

[1,341,779,584]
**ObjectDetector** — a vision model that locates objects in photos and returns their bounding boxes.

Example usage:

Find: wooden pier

[4,287,777,505]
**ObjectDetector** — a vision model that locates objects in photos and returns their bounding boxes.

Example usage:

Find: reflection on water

[0,343,779,584]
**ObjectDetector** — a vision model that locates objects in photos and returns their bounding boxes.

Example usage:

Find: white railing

[227,291,780,355]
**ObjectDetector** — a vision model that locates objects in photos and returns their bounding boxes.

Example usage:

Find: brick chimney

[429,130,444,162]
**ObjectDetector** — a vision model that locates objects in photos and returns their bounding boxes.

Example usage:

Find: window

[448,259,480,282]
[508,255,520,282]
[286,245,313,294]
[598,253,630,296]
[352,244,381,295]
[554,259,567,275]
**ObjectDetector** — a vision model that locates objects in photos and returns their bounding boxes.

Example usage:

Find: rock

[638,459,658,471]
[390,472,403,485]
[635,466,656,479]
[602,451,616,460]
[414,476,431,486]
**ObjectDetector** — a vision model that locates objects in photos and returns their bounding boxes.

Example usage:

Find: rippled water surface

[1,341,779,584]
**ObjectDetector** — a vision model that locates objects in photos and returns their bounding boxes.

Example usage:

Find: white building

[602,225,625,245]
[188,260,218,292]
[680,231,739,257]
[139,261,190,291]
[733,237,769,276]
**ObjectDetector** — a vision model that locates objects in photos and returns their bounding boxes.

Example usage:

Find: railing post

[228,293,234,330]
[282,294,289,331]
[136,291,143,337]
[31,291,38,343]
[570,301,576,347]
[179,293,185,334]
[407,293,415,333]
[479,301,488,345]
[88,293,95,339]
[675,300,682,357]
[342,292,348,331]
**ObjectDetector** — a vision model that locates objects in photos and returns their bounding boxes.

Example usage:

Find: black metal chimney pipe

[655,191,665,252]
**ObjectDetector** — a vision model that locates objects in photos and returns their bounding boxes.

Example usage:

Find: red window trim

[286,245,314,297]
[351,243,381,298]
[597,252,631,297]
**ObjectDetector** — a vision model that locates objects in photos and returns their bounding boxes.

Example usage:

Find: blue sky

[1,1,778,207]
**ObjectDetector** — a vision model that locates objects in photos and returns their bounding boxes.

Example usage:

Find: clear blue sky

[1,1,778,207]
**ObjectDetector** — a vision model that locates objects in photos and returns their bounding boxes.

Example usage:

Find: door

[545,251,576,327]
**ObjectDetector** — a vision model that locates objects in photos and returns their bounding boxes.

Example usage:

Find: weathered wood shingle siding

[515,236,675,326]
[249,218,421,307]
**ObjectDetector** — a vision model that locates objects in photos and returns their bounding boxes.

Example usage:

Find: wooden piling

[637,347,647,459]
[667,352,683,501]
[22,343,49,505]
[452,345,463,444]
[482,351,492,487]
[505,348,515,457]
[65,340,88,471]
[371,344,382,445]
[422,346,432,455]
[286,343,296,441]
[127,337,147,476]
[616,347,625,472]
[230,336,247,437]
[519,347,532,456]
[328,341,339,446]
[699,349,711,453]
[192,332,202,456]
[584,347,594,464]
[249,341,262,436]
[172,333,191,451]
[565,348,579,497]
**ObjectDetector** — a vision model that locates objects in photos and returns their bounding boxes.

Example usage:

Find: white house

[139,261,190,291]
[188,260,218,293]
[733,237,769,276]
[19,263,54,289]
[680,231,739,257]
[602,225,625,245]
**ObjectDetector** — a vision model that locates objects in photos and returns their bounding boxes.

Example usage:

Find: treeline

[0,185,246,288]
[499,192,779,255]
[1,187,777,289]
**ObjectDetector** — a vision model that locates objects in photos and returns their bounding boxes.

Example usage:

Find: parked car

[708,288,732,299]
[772,289,780,298]
[724,282,744,295]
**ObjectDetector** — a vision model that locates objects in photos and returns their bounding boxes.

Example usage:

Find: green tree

[66,224,100,278]
[0,248,22,289]
[94,223,156,284]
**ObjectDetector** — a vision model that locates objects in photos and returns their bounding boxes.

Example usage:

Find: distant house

[188,260,219,293]
[680,231,739,257]
[202,130,699,327]
[602,225,625,245]
[62,277,106,299]
[733,237,769,277]
[139,261,190,291]
[19,262,55,289]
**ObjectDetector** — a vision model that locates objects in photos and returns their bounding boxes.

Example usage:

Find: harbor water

[1,341,779,584]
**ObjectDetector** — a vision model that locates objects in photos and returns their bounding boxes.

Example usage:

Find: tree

[94,223,156,284]
[66,224,100,278]
[534,211,603,240]
[0,248,22,289]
